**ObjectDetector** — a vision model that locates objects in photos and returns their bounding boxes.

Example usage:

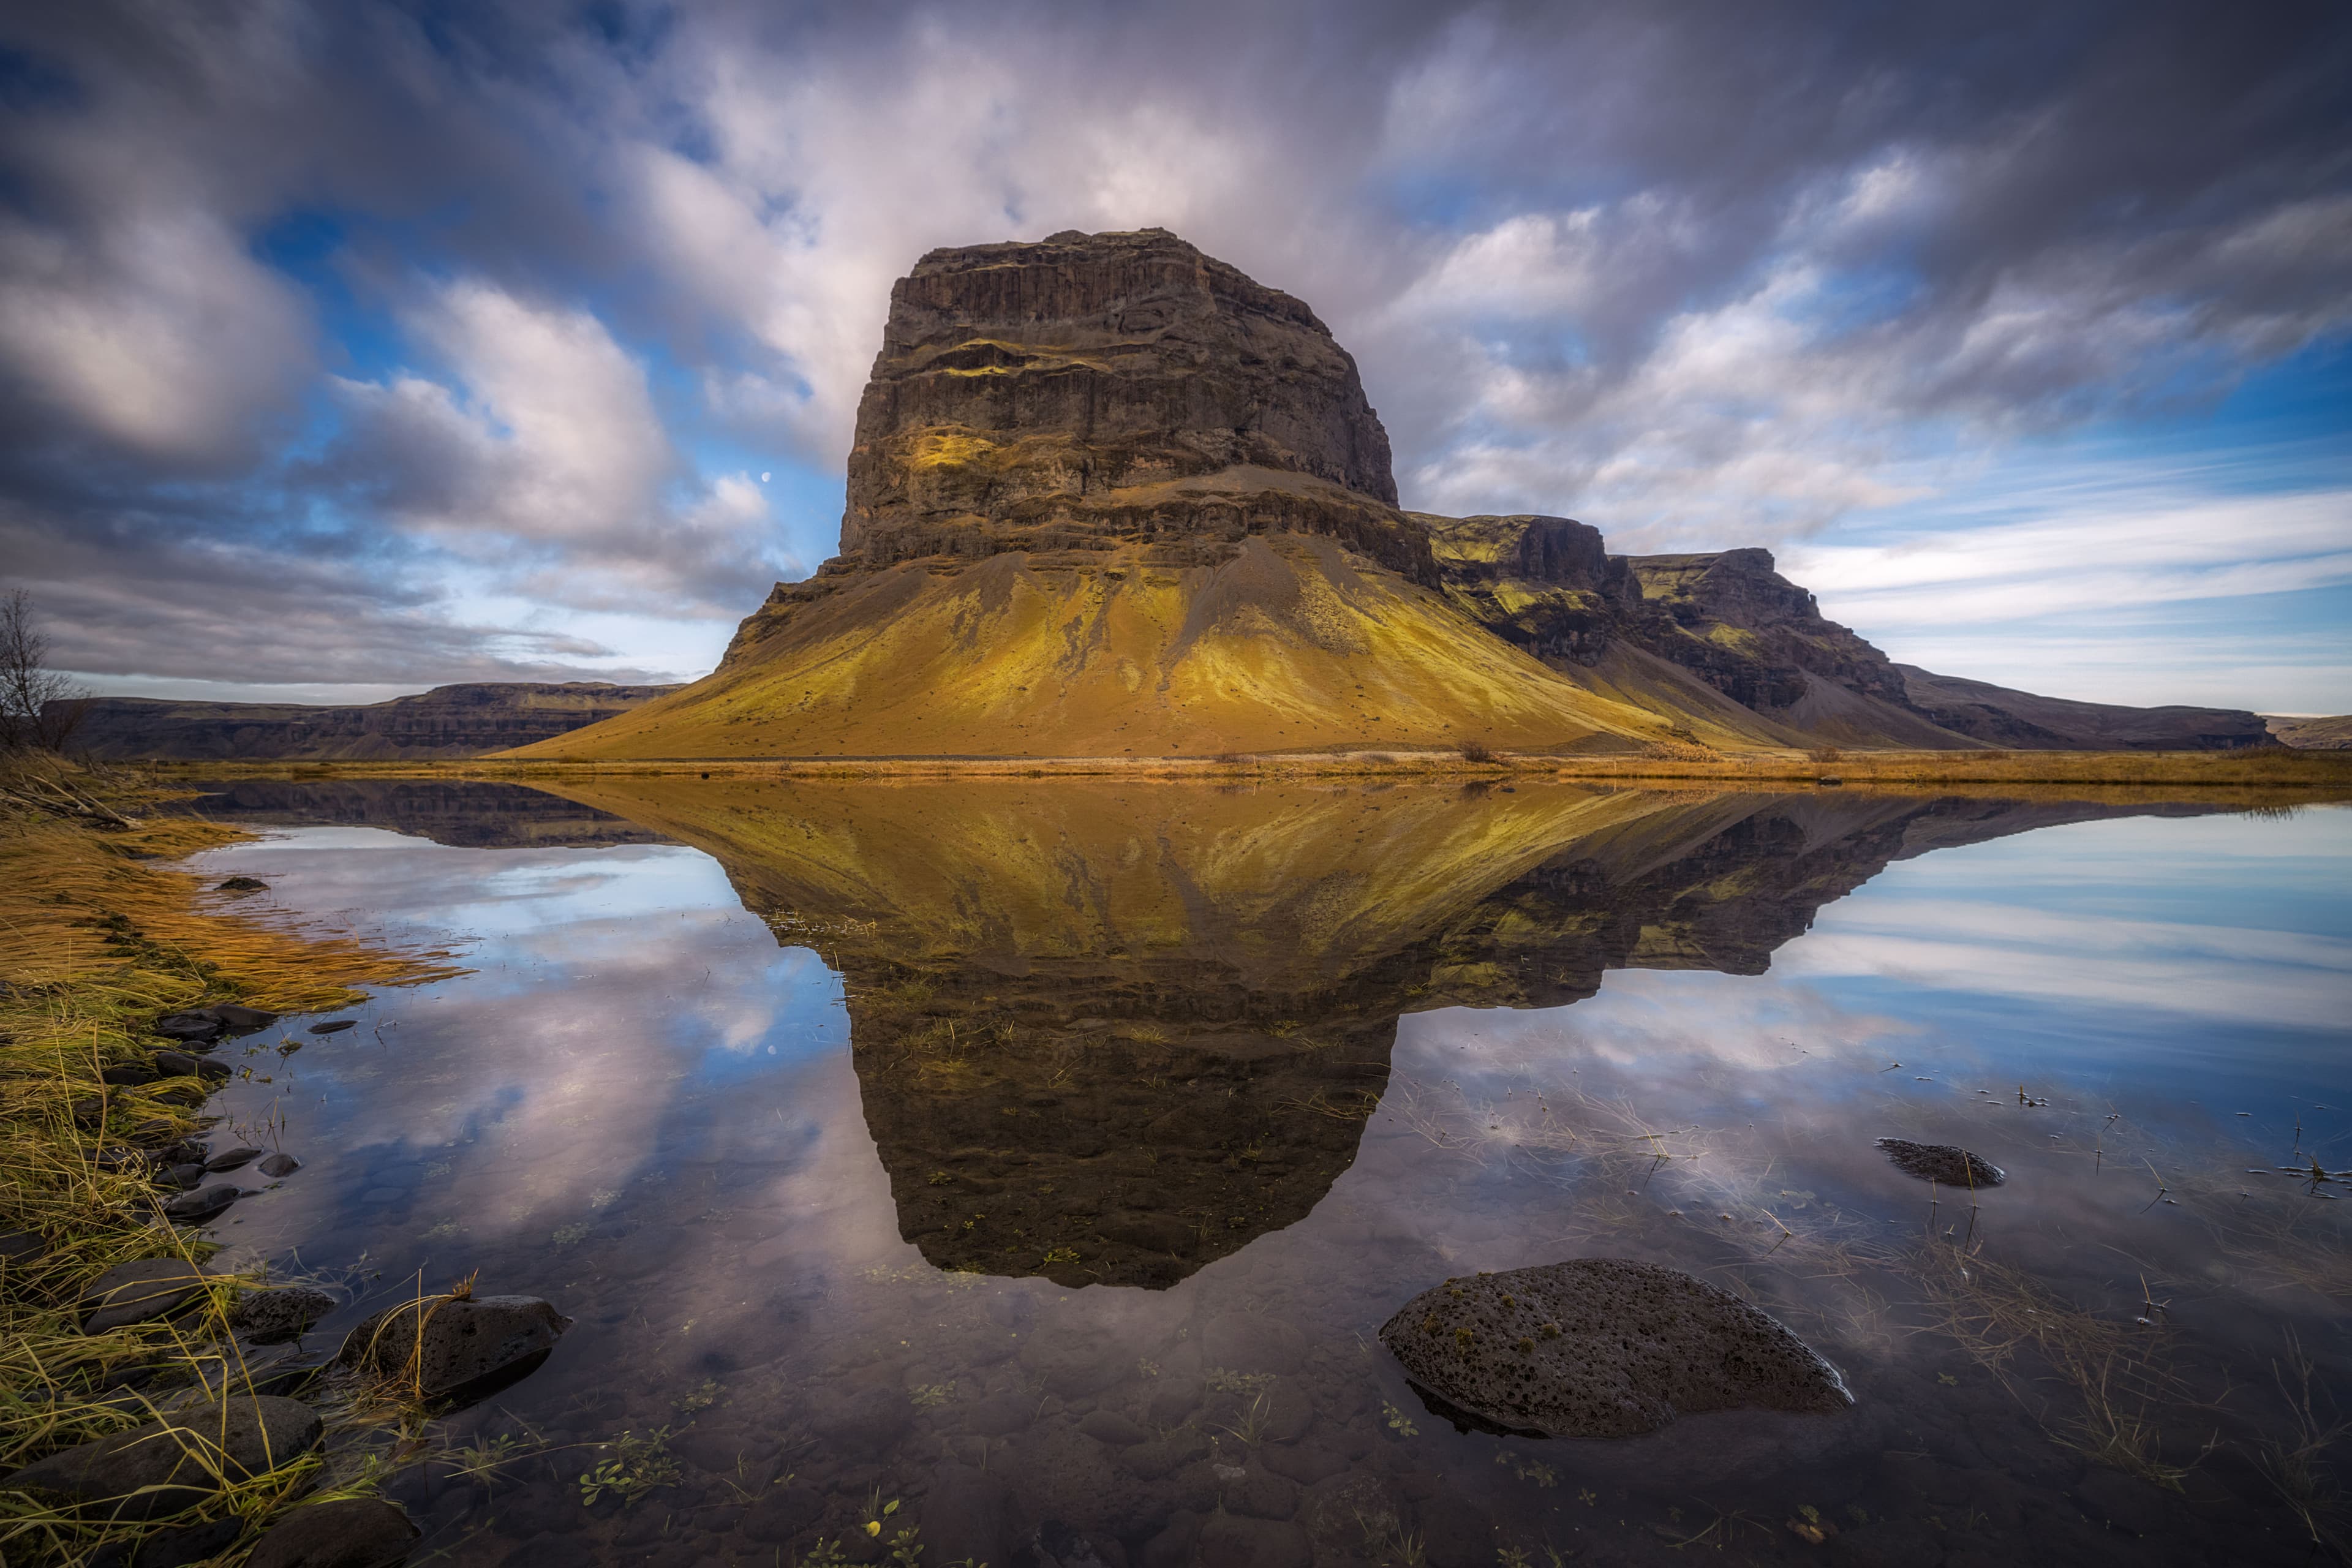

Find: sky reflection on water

[176,786,2352,1567]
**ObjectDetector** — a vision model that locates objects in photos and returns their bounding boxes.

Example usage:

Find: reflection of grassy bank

[143,744,2352,794]
[0,760,456,1562]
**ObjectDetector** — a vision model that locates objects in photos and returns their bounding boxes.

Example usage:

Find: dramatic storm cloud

[2,0,2347,705]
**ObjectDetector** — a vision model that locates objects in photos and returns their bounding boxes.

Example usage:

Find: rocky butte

[509,228,2267,762]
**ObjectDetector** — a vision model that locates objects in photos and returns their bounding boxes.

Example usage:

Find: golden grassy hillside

[505,533,1691,761]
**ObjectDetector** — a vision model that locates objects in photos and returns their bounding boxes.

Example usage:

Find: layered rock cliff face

[69,682,680,761]
[520,232,1676,761]
[1425,514,2267,752]
[839,227,1409,571]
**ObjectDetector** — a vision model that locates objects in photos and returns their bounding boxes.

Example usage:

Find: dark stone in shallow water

[161,1185,238,1225]
[244,1496,420,1568]
[1378,1257,1852,1439]
[1875,1137,2005,1188]
[153,1012,225,1045]
[206,1147,262,1172]
[215,876,269,893]
[308,1019,356,1035]
[257,1152,303,1178]
[336,1294,571,1401]
[232,1286,339,1344]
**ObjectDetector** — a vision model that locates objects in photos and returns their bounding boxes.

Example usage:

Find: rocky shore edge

[0,758,560,1566]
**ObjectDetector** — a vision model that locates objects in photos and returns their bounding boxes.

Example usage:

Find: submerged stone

[257,1152,303,1178]
[1875,1138,2005,1188]
[1378,1257,1852,1439]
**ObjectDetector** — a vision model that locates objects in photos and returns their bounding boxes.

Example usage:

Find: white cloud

[326,278,791,617]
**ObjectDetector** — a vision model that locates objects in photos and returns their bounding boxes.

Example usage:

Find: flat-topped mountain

[479,227,2269,763]
[514,230,1680,761]
[68,682,679,761]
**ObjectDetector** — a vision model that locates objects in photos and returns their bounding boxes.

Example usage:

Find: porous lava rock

[1378,1257,1852,1439]
[1876,1138,2005,1188]
[2,1396,322,1520]
[336,1294,570,1401]
[230,1286,339,1344]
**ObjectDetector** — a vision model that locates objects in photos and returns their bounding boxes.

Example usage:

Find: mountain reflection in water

[451,778,2223,1289]
[179,778,2351,1567]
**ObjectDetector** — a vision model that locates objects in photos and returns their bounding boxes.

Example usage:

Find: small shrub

[1806,745,1845,764]
[1458,740,1498,764]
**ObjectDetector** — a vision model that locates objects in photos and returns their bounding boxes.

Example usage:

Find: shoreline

[0,761,458,1562]
[143,745,2352,793]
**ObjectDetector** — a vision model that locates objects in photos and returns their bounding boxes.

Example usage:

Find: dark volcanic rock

[206,1147,262,1172]
[1378,1257,1852,1438]
[1877,1138,2005,1188]
[231,1286,339,1344]
[309,1019,356,1035]
[161,1185,239,1225]
[244,1496,421,1568]
[336,1294,571,1401]
[70,682,682,763]
[840,226,1403,566]
[81,1258,210,1333]
[257,1152,303,1178]
[216,876,270,892]
[2,1396,321,1520]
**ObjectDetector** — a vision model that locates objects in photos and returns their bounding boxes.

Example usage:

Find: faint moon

[760,471,771,481]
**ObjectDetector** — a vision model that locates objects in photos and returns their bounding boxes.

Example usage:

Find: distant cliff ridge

[1423,513,2268,753]
[69,682,681,761]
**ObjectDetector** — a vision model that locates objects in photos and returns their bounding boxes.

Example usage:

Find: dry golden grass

[0,757,460,1562]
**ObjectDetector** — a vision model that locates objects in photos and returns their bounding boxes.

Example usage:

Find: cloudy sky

[3,1,2347,711]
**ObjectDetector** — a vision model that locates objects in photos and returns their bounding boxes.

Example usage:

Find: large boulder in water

[1378,1257,1852,1439]
[336,1294,570,1401]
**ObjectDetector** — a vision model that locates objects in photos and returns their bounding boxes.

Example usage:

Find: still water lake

[175,778,2351,1567]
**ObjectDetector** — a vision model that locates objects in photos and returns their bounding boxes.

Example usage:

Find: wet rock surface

[2,1396,322,1519]
[160,1184,238,1224]
[1877,1137,2006,1188]
[1378,1257,1853,1438]
[244,1496,421,1568]
[336,1294,571,1401]
[81,1258,209,1333]
[257,1152,303,1178]
[230,1286,339,1344]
